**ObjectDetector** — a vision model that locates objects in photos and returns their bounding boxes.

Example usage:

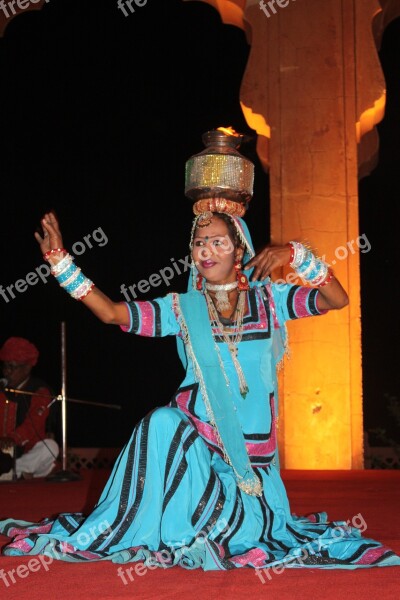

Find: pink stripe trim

[175,390,220,447]
[265,284,279,329]
[355,546,391,565]
[8,539,32,552]
[192,417,219,446]
[293,287,312,318]
[138,302,155,336]
[9,523,53,537]
[306,514,317,523]
[230,547,268,567]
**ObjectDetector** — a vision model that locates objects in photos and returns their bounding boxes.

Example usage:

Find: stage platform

[0,469,399,600]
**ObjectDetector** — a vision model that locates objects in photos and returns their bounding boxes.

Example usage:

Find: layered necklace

[204,287,249,399]
[205,281,238,312]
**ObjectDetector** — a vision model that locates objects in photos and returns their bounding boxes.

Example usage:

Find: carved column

[188,0,400,468]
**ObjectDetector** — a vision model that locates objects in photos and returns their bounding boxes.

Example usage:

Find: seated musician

[0,337,59,479]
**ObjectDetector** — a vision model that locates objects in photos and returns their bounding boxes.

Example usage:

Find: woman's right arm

[75,286,130,326]
[35,212,130,327]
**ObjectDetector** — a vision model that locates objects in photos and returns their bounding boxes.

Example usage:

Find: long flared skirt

[1,407,399,571]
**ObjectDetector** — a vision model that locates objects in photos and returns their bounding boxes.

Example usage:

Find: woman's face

[192,217,242,284]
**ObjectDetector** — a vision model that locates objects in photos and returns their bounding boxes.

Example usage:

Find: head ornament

[185,127,254,211]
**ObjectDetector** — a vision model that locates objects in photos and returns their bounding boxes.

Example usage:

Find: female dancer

[1,203,399,571]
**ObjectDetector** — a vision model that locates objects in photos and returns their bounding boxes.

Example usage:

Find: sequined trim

[309,288,328,315]
[171,293,262,497]
[214,488,243,547]
[163,420,189,492]
[212,288,271,342]
[120,301,163,337]
[172,387,221,453]
[88,416,150,552]
[139,301,157,336]
[162,429,199,513]
[287,286,327,320]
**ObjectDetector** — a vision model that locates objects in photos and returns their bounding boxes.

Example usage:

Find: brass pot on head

[184,127,255,211]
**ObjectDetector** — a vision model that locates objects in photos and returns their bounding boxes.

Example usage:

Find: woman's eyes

[194,239,224,247]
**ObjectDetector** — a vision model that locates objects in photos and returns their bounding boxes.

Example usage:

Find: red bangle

[318,268,334,287]
[287,242,295,266]
[43,248,67,261]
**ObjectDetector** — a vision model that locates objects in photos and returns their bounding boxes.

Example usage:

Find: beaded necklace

[205,289,249,399]
[205,281,238,312]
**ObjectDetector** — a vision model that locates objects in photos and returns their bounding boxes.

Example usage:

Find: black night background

[0,0,399,452]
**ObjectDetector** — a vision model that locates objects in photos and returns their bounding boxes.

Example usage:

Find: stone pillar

[188,0,400,468]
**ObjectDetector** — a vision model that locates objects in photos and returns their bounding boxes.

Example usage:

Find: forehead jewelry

[197,211,213,228]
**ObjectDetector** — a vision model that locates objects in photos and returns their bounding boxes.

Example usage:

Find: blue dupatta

[174,216,286,495]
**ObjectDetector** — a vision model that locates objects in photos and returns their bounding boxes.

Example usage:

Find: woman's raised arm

[35,212,129,326]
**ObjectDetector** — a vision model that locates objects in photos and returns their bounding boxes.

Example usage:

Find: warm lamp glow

[356,91,386,142]
[217,126,241,136]
[240,101,271,139]
[189,0,400,472]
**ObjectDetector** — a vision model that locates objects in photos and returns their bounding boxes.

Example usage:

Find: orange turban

[0,337,39,366]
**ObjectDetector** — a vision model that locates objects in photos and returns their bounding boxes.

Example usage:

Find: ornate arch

[185,0,400,177]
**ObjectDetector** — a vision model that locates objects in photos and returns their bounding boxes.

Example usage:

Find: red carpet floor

[0,469,399,600]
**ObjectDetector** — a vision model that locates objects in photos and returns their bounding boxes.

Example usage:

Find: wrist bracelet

[50,252,95,301]
[317,267,334,287]
[55,262,77,284]
[288,241,331,287]
[287,243,295,266]
[51,253,74,276]
[309,262,329,286]
[71,281,95,301]
[43,248,67,262]
[289,241,307,268]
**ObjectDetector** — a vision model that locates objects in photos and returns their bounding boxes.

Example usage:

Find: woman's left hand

[34,211,65,263]
[244,244,291,281]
